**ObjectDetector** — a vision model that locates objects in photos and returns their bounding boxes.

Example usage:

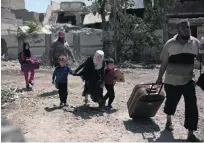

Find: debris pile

[1,86,25,107]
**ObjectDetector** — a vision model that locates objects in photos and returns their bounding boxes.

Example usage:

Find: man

[49,31,75,67]
[156,19,203,142]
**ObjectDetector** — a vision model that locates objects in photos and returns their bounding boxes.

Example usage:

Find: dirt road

[1,61,204,142]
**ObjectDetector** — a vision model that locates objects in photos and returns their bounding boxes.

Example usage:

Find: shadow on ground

[150,129,186,142]
[63,105,118,120]
[124,118,160,133]
[15,87,33,92]
[38,90,58,97]
[124,119,185,142]
[124,118,159,141]
[44,105,63,112]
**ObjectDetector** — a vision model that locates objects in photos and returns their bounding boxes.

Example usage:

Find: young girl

[103,58,116,108]
[52,56,74,107]
[19,42,35,89]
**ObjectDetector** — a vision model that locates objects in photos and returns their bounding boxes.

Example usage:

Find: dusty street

[1,61,204,142]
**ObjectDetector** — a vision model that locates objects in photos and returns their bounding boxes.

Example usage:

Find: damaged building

[165,0,204,42]
[1,0,45,59]
[83,0,150,29]
[46,1,89,26]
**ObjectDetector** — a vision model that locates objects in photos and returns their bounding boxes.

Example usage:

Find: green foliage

[27,21,40,34]
[110,13,162,63]
[143,0,177,29]
[17,21,40,41]
[88,0,176,63]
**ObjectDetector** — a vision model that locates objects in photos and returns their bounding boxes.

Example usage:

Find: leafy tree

[143,0,177,30]
[17,21,40,40]
[88,0,177,63]
[88,0,111,57]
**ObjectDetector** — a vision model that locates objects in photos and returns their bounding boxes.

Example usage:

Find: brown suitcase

[127,83,165,118]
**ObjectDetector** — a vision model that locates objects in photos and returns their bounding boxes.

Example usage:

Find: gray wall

[11,9,44,22]
[1,0,25,10]
[2,29,164,60]
[1,8,23,35]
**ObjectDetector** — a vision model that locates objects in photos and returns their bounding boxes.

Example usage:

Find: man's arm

[196,40,204,64]
[65,42,75,61]
[49,43,55,66]
[68,67,75,75]
[158,58,168,80]
[52,69,56,83]
[156,42,169,83]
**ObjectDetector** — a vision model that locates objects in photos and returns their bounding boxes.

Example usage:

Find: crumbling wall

[11,9,43,22]
[1,0,25,10]
[1,8,23,35]
[60,2,85,11]
[43,1,60,25]
[173,1,204,13]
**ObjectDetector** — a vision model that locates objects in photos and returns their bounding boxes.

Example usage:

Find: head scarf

[93,50,104,70]
[23,42,31,58]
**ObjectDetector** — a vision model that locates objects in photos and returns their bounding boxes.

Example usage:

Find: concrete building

[1,0,45,58]
[1,0,25,10]
[56,1,89,26]
[165,0,204,42]
[11,9,45,22]
[43,1,89,26]
[43,1,60,25]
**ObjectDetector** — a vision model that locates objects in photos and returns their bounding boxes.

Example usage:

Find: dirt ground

[1,61,204,142]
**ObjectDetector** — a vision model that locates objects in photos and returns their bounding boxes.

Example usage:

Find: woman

[19,42,35,89]
[74,50,105,108]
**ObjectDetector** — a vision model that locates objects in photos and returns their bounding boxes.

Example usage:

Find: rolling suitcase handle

[137,83,164,95]
[147,83,164,102]
[148,83,164,96]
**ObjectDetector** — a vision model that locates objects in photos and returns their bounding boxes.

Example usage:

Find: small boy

[103,58,116,108]
[52,55,74,107]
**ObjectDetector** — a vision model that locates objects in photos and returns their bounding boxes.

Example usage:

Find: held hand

[30,60,34,64]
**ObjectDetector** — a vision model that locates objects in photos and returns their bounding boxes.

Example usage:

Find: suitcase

[127,83,165,118]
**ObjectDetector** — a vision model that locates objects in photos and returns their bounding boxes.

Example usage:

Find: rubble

[1,86,25,107]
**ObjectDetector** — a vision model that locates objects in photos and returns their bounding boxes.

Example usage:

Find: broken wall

[1,0,25,10]
[1,34,47,59]
[173,1,204,13]
[1,8,23,35]
[4,29,163,59]
[79,31,103,55]
[43,1,60,25]
[12,9,43,22]
[60,2,85,11]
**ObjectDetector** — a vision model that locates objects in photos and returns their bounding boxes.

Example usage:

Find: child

[103,58,116,108]
[19,42,35,89]
[52,55,74,107]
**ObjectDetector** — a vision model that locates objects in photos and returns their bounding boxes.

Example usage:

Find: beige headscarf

[93,50,104,70]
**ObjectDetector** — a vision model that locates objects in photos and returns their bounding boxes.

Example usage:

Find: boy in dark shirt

[52,55,74,106]
[103,58,116,108]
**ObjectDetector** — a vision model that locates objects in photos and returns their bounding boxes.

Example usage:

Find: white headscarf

[93,50,104,70]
